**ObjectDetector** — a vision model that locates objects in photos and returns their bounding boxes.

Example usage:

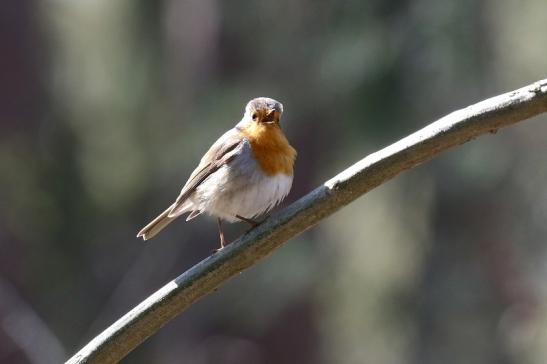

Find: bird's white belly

[190,157,293,222]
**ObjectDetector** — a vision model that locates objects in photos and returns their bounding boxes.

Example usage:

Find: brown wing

[168,128,244,216]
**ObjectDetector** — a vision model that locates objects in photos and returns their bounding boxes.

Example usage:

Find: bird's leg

[235,214,260,228]
[217,218,225,250]
[236,214,264,235]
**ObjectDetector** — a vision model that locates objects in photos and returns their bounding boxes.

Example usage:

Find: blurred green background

[1,1,547,363]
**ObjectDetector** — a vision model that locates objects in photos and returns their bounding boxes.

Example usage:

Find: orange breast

[240,123,296,176]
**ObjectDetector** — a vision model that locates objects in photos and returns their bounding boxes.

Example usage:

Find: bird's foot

[236,214,261,228]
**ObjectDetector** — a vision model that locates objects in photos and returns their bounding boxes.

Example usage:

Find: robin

[137,97,297,249]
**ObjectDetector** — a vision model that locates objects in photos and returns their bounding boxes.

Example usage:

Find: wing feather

[168,128,244,217]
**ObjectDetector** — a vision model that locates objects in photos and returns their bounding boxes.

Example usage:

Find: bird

[137,97,297,249]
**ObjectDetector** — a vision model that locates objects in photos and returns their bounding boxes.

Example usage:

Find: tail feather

[137,205,177,241]
[168,200,193,218]
[185,209,202,221]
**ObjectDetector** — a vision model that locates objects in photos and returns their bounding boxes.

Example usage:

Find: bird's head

[242,97,283,126]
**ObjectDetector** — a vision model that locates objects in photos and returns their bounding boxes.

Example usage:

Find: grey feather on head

[245,97,283,116]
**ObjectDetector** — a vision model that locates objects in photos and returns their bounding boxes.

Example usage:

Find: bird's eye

[252,112,258,120]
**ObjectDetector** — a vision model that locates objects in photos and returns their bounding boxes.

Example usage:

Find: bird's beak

[264,109,279,123]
